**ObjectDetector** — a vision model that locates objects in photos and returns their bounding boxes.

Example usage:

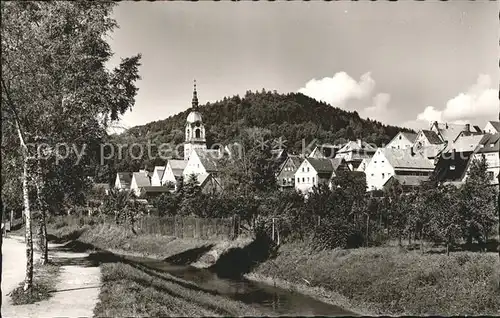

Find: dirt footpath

[2,236,101,318]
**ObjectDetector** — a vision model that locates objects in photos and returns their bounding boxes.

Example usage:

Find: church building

[184,80,207,161]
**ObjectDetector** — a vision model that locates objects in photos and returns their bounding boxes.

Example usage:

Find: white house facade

[386,132,418,150]
[151,166,166,186]
[294,158,348,195]
[161,159,187,189]
[365,148,434,191]
[483,121,500,134]
[470,133,500,184]
[130,170,151,196]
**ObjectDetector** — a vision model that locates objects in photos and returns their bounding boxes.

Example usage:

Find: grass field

[250,241,500,316]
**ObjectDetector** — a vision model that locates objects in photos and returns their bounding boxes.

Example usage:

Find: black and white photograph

[1,0,499,317]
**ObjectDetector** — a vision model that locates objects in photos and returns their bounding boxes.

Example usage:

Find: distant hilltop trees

[119,90,413,152]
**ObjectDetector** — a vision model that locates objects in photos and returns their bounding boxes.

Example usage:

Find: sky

[107,1,498,133]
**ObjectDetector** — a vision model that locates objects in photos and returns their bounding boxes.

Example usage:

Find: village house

[356,158,371,172]
[483,121,500,134]
[411,129,445,161]
[183,148,223,179]
[430,134,485,187]
[309,144,344,159]
[151,166,166,186]
[161,159,187,190]
[276,154,302,189]
[197,173,224,194]
[335,139,376,171]
[138,186,173,199]
[470,133,500,185]
[385,131,418,150]
[365,148,435,191]
[294,157,350,194]
[114,172,132,191]
[92,183,110,196]
[130,169,152,196]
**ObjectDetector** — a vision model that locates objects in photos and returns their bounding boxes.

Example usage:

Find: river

[124,255,353,317]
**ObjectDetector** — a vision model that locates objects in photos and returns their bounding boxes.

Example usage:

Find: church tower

[184,80,207,160]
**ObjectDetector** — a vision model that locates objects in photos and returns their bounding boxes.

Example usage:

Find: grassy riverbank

[249,242,500,316]
[48,220,500,316]
[48,221,267,317]
[94,262,267,317]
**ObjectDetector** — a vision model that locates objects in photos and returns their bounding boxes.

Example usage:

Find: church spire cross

[192,79,199,109]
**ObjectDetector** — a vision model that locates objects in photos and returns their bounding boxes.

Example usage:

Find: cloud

[417,106,443,123]
[361,93,391,121]
[415,74,497,125]
[298,71,375,107]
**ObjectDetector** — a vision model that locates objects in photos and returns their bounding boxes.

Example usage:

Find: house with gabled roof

[386,131,418,150]
[151,166,166,186]
[433,134,486,186]
[197,173,223,194]
[161,159,187,190]
[138,186,173,198]
[469,133,499,185]
[294,157,350,194]
[483,121,500,134]
[183,148,224,180]
[114,172,133,191]
[276,154,303,189]
[309,143,344,159]
[130,170,152,196]
[335,139,376,170]
[365,148,435,191]
[411,129,446,160]
[356,158,371,172]
[383,175,430,192]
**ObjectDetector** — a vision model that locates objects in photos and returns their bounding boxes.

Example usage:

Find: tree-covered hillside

[119,90,413,152]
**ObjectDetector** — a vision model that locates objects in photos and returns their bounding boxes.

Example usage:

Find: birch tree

[1,1,141,290]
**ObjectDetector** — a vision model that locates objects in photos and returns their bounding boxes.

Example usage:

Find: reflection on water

[126,255,353,317]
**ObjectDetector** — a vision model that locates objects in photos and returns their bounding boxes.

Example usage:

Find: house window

[371,173,374,177]
[399,135,402,140]
[283,178,287,185]
[312,177,315,183]
[450,165,456,170]
[374,161,377,164]
[487,171,494,180]
[297,177,300,183]
[381,160,384,163]
[382,173,385,178]
[307,177,310,182]
[307,167,310,172]
[302,177,305,182]
[302,167,305,172]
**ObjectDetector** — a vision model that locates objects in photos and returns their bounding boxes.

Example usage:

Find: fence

[135,215,240,240]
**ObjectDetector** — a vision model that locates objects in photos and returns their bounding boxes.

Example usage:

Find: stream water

[125,255,353,316]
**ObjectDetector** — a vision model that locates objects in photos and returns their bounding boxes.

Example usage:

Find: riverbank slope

[49,221,500,316]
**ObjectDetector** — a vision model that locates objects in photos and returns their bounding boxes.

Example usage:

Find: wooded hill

[115,90,414,152]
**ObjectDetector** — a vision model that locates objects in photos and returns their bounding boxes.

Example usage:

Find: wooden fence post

[272,218,275,241]
[174,215,178,237]
[366,214,370,247]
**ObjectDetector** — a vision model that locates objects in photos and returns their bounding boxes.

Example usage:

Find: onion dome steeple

[192,79,199,109]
